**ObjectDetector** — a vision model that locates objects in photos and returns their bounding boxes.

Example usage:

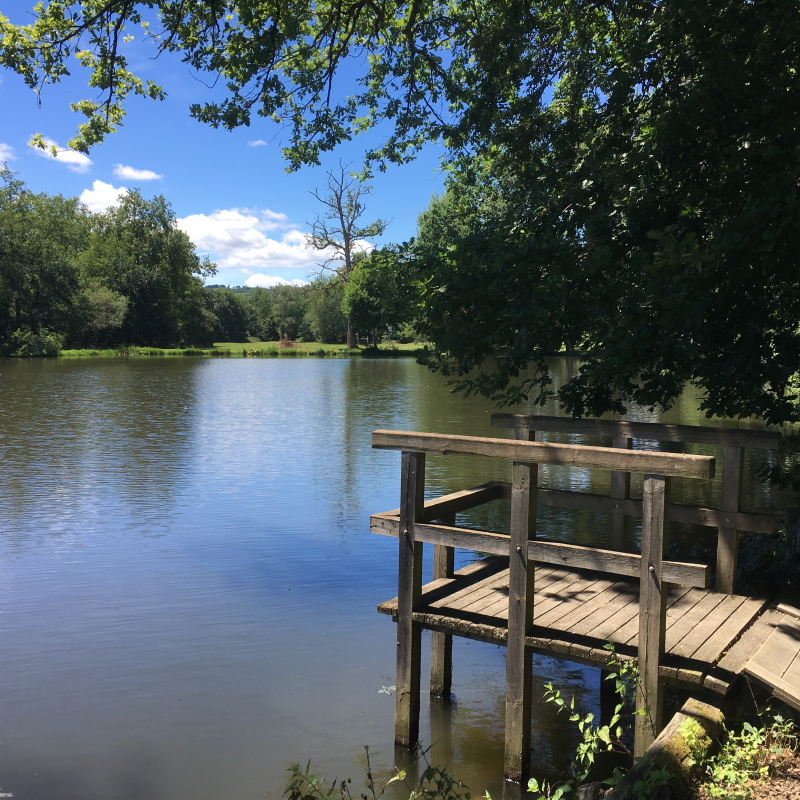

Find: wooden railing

[372,429,717,783]
[491,414,781,594]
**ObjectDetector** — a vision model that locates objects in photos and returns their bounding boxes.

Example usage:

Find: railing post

[504,458,538,784]
[609,435,632,550]
[717,445,744,594]
[635,473,670,756]
[515,426,537,537]
[395,451,425,748]
[431,512,456,700]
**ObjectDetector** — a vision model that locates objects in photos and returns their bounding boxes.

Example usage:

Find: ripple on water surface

[0,357,787,800]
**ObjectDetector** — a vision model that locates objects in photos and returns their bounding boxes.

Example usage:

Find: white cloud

[248,140,268,147]
[32,138,93,173]
[80,180,128,213]
[113,164,163,180]
[245,274,309,288]
[176,207,330,271]
[0,143,16,162]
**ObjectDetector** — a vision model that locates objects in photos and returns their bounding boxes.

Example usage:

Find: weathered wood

[516,426,537,538]
[491,414,781,450]
[609,435,632,550]
[608,699,725,800]
[504,460,537,784]
[431,513,456,700]
[395,451,425,748]
[371,515,710,588]
[718,608,788,674]
[717,445,745,594]
[378,482,507,522]
[635,474,670,757]
[529,538,709,589]
[373,491,777,536]
[692,597,769,663]
[372,430,715,479]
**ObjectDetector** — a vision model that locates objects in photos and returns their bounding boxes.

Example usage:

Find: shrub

[9,328,64,357]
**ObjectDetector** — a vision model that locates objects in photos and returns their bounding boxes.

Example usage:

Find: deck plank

[569,582,638,637]
[672,595,746,659]
[666,591,728,655]
[462,566,563,615]
[692,597,770,663]
[377,556,777,696]
[718,608,787,674]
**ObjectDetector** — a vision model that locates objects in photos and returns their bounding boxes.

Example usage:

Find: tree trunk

[347,320,357,349]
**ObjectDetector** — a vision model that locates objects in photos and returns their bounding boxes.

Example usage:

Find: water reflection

[0,356,792,800]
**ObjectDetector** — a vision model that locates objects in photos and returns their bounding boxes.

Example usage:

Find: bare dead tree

[307,162,388,348]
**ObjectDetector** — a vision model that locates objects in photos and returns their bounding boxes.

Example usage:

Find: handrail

[491,413,781,450]
[370,513,710,588]
[372,430,715,479]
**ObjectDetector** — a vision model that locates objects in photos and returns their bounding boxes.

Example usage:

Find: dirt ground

[693,749,800,800]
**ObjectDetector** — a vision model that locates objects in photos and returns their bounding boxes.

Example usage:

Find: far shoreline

[52,341,426,359]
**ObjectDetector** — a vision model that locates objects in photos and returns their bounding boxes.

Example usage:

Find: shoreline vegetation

[52,341,426,359]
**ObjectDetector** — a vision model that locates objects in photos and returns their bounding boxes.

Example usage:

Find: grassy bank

[58,341,424,358]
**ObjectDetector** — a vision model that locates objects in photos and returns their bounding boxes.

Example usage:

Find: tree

[342,248,414,345]
[0,165,89,352]
[4,1,799,421]
[306,164,388,348]
[239,287,277,341]
[206,288,248,342]
[304,276,347,344]
[269,284,308,340]
[78,189,216,346]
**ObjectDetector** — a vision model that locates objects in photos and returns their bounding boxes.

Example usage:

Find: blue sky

[0,4,447,287]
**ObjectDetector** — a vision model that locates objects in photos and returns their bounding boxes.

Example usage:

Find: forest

[0,164,416,356]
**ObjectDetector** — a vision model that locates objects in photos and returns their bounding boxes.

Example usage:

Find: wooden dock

[375,552,769,694]
[370,416,800,785]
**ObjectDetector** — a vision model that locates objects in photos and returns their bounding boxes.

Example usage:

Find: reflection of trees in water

[0,358,200,546]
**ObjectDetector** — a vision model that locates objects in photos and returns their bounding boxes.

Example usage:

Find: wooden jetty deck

[375,553,770,694]
[370,416,800,785]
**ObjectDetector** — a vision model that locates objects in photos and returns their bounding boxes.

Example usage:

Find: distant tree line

[0,166,417,356]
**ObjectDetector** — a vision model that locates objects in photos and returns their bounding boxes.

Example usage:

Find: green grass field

[58,341,423,358]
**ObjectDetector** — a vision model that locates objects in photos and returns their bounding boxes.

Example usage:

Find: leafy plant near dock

[527,644,642,800]
[687,710,797,800]
[285,746,476,800]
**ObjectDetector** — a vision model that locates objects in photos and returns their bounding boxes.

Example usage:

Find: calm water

[0,357,788,800]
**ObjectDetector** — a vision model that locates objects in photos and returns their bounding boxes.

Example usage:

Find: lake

[0,357,786,800]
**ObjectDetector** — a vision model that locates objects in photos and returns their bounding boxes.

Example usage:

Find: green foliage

[305,277,348,344]
[342,248,416,344]
[528,645,641,799]
[8,327,64,357]
[0,165,89,351]
[689,714,797,800]
[206,288,248,342]
[270,285,309,340]
[239,287,278,341]
[285,746,472,800]
[78,189,214,346]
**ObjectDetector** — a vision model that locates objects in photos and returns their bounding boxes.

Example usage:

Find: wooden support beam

[372,430,715,479]
[491,414,781,450]
[395,451,425,748]
[370,515,710,588]
[717,446,744,595]
[609,435,632,550]
[635,474,670,757]
[431,513,455,700]
[504,460,537,785]
[379,482,507,522]
[516,426,537,538]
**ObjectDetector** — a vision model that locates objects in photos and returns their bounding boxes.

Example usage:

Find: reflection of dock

[370,417,800,785]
